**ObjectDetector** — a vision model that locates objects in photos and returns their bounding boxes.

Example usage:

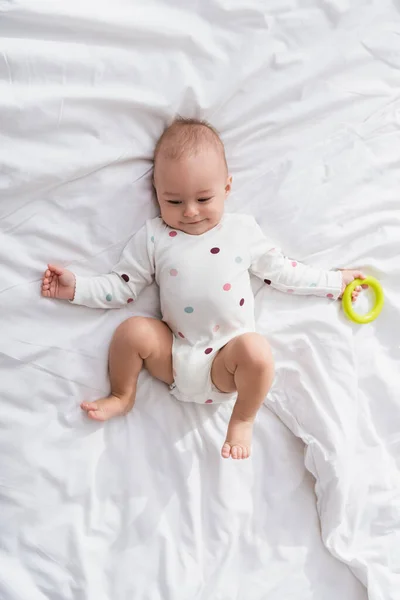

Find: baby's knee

[114,317,157,353]
[235,333,274,372]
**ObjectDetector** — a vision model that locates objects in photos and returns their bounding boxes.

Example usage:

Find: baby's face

[154,148,231,235]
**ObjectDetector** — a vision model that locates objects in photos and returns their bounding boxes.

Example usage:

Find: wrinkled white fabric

[1,0,399,599]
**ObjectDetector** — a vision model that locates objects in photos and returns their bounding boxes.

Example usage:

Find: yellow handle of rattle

[342,276,384,324]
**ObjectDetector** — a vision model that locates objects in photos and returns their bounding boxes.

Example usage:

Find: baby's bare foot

[221,417,253,459]
[80,394,133,422]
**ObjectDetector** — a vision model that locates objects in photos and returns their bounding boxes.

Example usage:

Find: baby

[41,118,365,460]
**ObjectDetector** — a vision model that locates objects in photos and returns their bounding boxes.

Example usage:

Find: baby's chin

[167,218,220,236]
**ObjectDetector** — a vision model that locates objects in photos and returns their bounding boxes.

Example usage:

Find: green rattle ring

[342,276,384,324]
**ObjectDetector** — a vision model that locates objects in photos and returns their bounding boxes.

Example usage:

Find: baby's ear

[225,175,233,195]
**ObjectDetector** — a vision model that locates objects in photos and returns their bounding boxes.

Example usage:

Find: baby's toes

[81,401,98,412]
[221,443,231,459]
[232,445,244,460]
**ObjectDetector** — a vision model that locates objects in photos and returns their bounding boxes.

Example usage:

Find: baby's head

[153,118,232,235]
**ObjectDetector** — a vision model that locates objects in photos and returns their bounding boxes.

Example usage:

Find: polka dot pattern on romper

[170,269,178,276]
[127,298,134,303]
[264,279,271,285]
[106,294,112,302]
[213,325,220,332]
[210,247,220,254]
[223,283,231,291]
[184,306,194,314]
[291,261,297,267]
[240,298,245,306]
[287,289,294,294]
[310,283,317,287]
[121,274,130,282]
[178,332,185,338]
[205,348,213,354]
[205,399,213,404]
[327,293,334,298]
[169,231,177,237]
[235,256,242,263]
[151,236,155,243]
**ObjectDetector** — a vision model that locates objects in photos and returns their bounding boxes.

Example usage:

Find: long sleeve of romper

[247,216,343,299]
[71,221,155,309]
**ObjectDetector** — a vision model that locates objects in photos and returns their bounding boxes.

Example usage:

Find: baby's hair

[153,117,228,175]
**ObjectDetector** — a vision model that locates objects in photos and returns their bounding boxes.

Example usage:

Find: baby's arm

[247,217,364,301]
[41,222,155,308]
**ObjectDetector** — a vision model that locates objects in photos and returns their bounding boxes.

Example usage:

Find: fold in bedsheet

[1,1,399,599]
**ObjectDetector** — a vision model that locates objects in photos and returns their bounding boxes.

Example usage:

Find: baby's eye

[198,197,212,203]
[168,200,182,205]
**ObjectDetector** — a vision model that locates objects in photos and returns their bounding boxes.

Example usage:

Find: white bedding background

[1,1,399,598]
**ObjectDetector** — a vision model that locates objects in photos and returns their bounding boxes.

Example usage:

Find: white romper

[72,214,342,404]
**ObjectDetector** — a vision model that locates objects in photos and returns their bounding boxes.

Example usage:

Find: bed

[1,0,399,598]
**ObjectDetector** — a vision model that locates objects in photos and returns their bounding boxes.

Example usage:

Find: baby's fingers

[41,282,50,296]
[48,263,64,276]
[353,271,366,280]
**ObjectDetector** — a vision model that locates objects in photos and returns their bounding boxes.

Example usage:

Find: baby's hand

[41,264,76,301]
[339,269,367,302]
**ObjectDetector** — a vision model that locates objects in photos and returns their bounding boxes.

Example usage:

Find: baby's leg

[211,333,274,459]
[81,317,173,421]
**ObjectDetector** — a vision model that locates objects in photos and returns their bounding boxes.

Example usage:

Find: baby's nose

[183,204,199,217]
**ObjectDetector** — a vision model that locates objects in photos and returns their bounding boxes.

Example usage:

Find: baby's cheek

[160,207,179,229]
[209,206,224,223]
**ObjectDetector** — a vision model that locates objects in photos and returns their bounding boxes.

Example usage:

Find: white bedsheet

[1,0,399,598]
